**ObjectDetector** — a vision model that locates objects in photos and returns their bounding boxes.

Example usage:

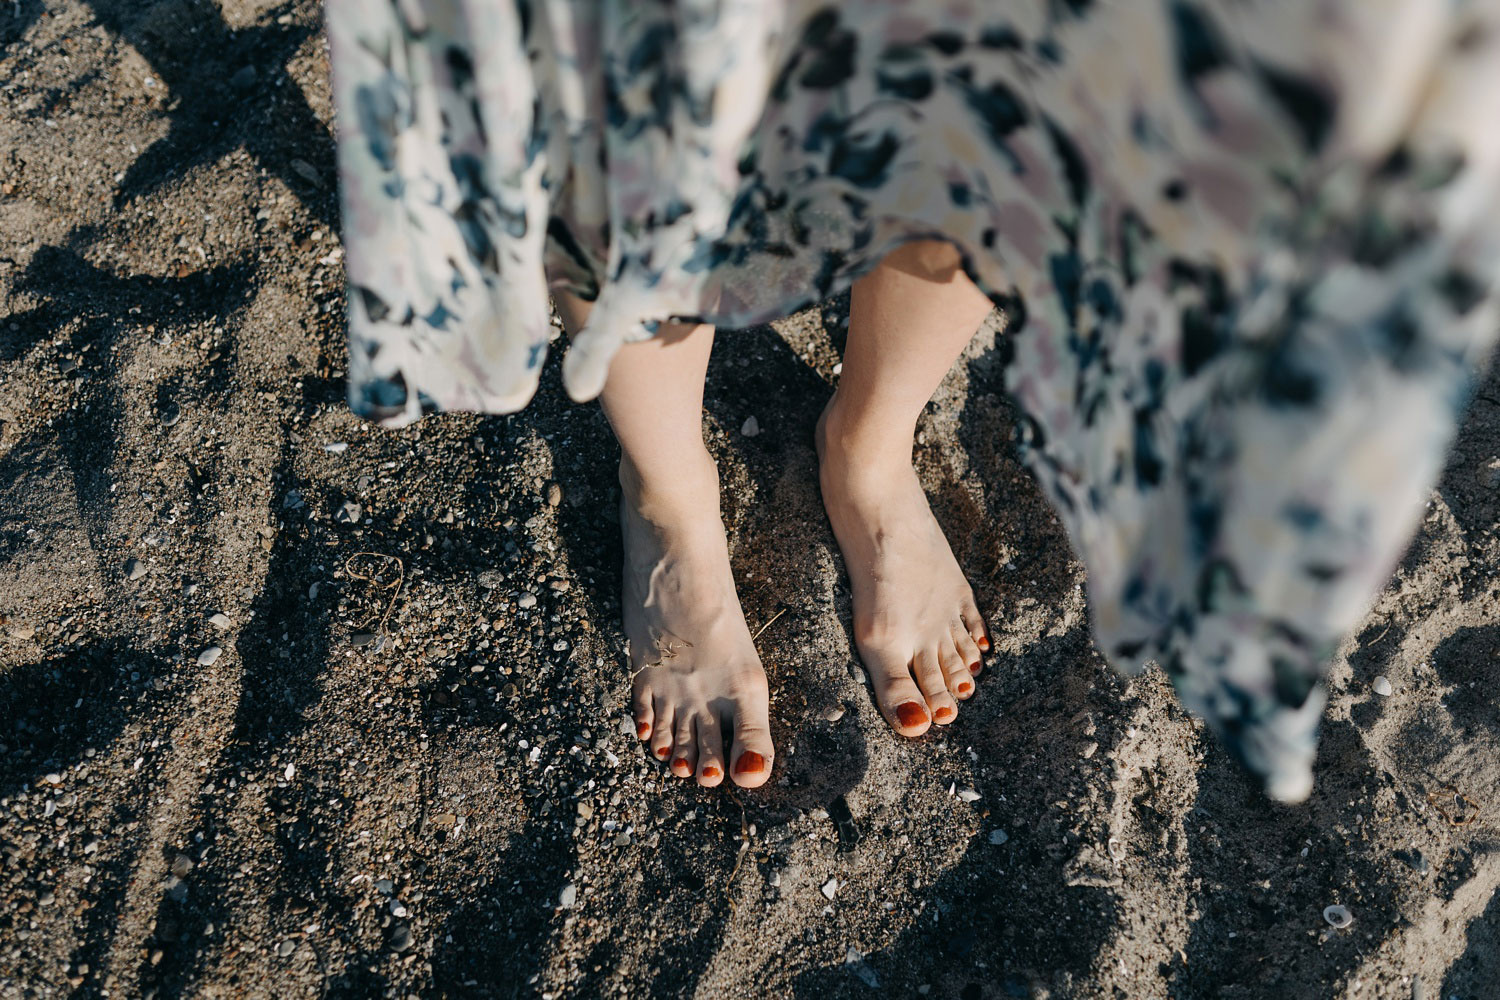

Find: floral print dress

[326,0,1500,801]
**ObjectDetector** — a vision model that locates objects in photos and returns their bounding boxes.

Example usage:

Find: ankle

[619,448,721,522]
[818,392,916,472]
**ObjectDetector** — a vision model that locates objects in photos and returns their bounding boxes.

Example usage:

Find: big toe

[726,676,774,789]
[867,648,932,737]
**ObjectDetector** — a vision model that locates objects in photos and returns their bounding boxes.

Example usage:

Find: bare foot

[622,452,774,787]
[816,396,991,737]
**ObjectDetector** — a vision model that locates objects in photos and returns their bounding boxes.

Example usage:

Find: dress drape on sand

[326,0,1500,801]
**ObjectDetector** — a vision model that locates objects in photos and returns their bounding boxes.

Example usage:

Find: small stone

[577,801,594,820]
[374,878,395,895]
[9,624,35,640]
[41,772,62,786]
[740,415,760,437]
[477,570,505,590]
[1323,904,1354,929]
[845,947,880,988]
[1080,741,1099,758]
[230,65,257,90]
[613,833,631,848]
[388,924,412,952]
[957,788,981,803]
[125,558,147,581]
[517,592,538,609]
[390,899,409,918]
[160,402,181,427]
[1373,675,1393,697]
[209,613,231,630]
[821,878,839,900]
[546,483,562,507]
[823,705,845,723]
[277,939,296,958]
[197,646,222,666]
[559,883,578,908]
[283,762,296,781]
[988,829,1009,846]
[350,631,376,648]
[170,855,193,878]
[39,890,55,906]
[335,501,362,524]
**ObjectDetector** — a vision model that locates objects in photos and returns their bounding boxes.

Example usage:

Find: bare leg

[816,241,996,736]
[555,293,773,787]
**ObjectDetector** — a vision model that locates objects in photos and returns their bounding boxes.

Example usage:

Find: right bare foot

[622,452,774,788]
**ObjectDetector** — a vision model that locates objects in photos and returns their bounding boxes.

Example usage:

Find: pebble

[1080,741,1099,759]
[1373,675,1394,697]
[821,878,839,900]
[1323,904,1354,929]
[41,773,62,786]
[957,788,981,803]
[170,855,193,878]
[390,899,409,918]
[389,924,412,952]
[988,829,1009,846]
[209,613,231,630]
[160,402,181,427]
[9,624,35,640]
[350,632,376,648]
[845,947,880,988]
[375,878,395,895]
[546,483,563,507]
[230,65,258,90]
[823,706,845,723]
[477,570,505,590]
[197,646,222,666]
[125,558,147,581]
[277,940,296,958]
[335,501,362,524]
[741,415,761,437]
[559,883,578,908]
[517,592,538,609]
[283,762,296,780]
[577,801,594,820]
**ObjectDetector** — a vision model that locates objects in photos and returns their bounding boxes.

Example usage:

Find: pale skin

[555,239,995,788]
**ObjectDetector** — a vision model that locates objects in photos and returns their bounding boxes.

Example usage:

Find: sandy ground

[3,2,1500,998]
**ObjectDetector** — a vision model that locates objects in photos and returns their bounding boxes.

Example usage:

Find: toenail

[968,661,981,674]
[673,757,688,770]
[733,751,766,776]
[637,723,651,739]
[958,681,973,696]
[935,706,955,723]
[655,746,669,759]
[702,765,721,779]
[895,701,928,728]
[977,636,990,651]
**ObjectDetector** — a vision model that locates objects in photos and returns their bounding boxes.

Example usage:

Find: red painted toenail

[977,636,990,651]
[655,746,669,759]
[969,661,981,675]
[673,757,688,770]
[702,765,721,779]
[958,682,973,696]
[935,706,955,723]
[895,701,928,728]
[637,723,651,739]
[733,751,766,776]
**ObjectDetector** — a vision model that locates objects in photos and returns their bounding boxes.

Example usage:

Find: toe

[727,670,774,789]
[952,623,983,679]
[649,695,676,762]
[868,647,931,737]
[632,680,655,741]
[913,646,955,714]
[961,604,990,654]
[939,638,975,700]
[694,711,727,787]
[671,715,697,778]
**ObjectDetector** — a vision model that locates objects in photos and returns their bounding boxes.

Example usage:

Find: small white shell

[1323,904,1354,929]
